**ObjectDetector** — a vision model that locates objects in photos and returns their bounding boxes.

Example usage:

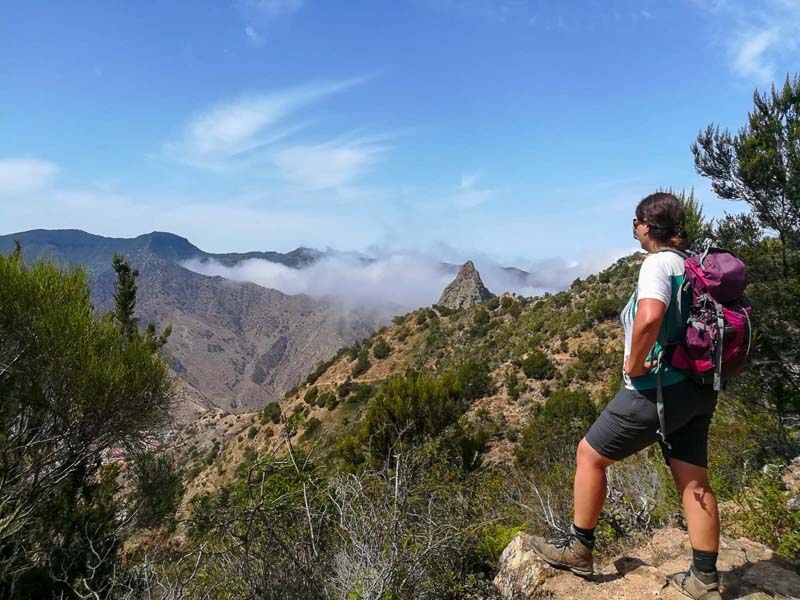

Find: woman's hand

[624,356,656,377]
[626,298,667,378]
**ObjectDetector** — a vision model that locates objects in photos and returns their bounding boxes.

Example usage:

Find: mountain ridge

[0,228,325,273]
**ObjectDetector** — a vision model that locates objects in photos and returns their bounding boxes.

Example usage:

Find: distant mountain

[0,229,324,274]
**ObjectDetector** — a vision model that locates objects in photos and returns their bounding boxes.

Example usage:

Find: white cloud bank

[181,248,630,311]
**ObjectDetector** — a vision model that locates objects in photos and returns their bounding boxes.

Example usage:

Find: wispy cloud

[451,172,496,208]
[0,158,60,195]
[694,0,800,83]
[160,78,365,170]
[244,26,264,45]
[733,28,779,81]
[273,137,386,190]
[235,0,304,46]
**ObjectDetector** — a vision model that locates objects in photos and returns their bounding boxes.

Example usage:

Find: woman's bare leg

[573,438,616,529]
[669,458,719,552]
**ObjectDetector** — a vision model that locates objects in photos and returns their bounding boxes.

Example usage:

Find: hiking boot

[530,526,593,576]
[670,566,722,600]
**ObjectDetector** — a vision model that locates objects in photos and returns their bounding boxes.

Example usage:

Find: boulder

[493,527,799,599]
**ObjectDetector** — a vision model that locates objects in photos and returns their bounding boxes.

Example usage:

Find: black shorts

[585,378,718,468]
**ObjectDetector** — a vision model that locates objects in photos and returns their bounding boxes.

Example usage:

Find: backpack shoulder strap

[657,247,690,260]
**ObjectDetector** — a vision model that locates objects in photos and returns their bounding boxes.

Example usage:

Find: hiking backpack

[667,246,753,390]
[654,246,753,447]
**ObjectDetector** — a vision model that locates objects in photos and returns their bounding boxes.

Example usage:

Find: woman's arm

[624,298,667,377]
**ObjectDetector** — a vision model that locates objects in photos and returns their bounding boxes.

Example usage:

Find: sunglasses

[633,217,646,228]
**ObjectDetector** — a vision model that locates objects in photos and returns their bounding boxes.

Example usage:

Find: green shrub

[0,250,175,590]
[733,467,800,560]
[521,350,557,380]
[454,358,493,400]
[347,382,374,404]
[302,417,322,438]
[351,348,371,378]
[286,411,306,432]
[247,426,258,439]
[304,386,319,406]
[590,297,619,322]
[346,343,361,361]
[516,389,597,469]
[504,369,525,401]
[131,451,184,529]
[337,380,353,399]
[261,402,282,424]
[305,358,332,385]
[318,390,338,410]
[361,369,467,461]
[334,434,364,467]
[372,336,391,359]
[477,523,524,564]
[551,291,571,308]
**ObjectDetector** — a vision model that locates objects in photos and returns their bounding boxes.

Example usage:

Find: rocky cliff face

[494,527,800,599]
[437,260,495,309]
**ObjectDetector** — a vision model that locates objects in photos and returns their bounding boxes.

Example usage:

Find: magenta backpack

[667,246,753,391]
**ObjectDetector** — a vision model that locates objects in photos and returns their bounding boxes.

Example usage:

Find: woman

[530,192,722,600]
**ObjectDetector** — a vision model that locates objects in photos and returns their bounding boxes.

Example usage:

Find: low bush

[520,350,556,380]
[261,402,282,424]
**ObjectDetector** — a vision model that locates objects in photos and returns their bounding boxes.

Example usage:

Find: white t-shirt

[621,251,688,390]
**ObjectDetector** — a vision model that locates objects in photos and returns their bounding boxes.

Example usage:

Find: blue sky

[1,0,799,268]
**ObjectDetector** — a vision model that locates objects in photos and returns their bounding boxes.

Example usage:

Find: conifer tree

[111,253,139,339]
[692,74,800,277]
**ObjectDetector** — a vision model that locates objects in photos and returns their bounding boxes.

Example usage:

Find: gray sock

[691,565,718,584]
[691,548,718,576]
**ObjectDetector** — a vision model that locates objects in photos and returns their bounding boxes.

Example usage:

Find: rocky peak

[437,260,495,310]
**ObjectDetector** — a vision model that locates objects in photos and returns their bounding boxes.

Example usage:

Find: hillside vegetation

[187,252,636,482]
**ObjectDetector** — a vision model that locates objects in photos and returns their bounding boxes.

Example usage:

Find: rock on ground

[494,527,800,599]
